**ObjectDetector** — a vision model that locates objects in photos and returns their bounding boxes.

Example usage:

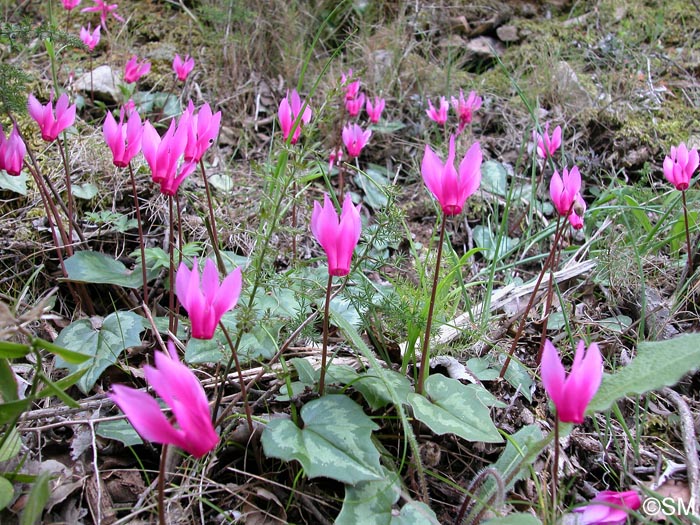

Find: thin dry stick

[663,387,700,513]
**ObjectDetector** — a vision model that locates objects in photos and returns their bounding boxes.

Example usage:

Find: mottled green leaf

[0,359,18,402]
[0,171,28,196]
[391,501,440,524]
[0,476,13,511]
[261,395,382,485]
[64,251,156,288]
[408,375,503,443]
[55,311,145,393]
[353,368,412,410]
[96,419,143,447]
[473,225,517,261]
[589,333,700,413]
[71,182,98,200]
[481,161,508,196]
[0,399,30,424]
[33,338,90,364]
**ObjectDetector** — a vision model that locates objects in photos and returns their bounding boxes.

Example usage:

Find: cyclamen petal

[573,490,642,525]
[109,342,218,458]
[541,339,602,424]
[421,135,482,216]
[176,258,242,339]
[663,142,698,191]
[311,193,362,276]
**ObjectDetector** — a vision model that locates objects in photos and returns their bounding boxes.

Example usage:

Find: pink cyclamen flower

[81,0,124,28]
[278,89,312,145]
[173,54,195,82]
[342,123,372,158]
[142,119,196,196]
[549,166,582,216]
[533,122,562,159]
[28,93,76,142]
[124,55,151,84]
[176,258,242,340]
[329,147,343,172]
[103,107,143,168]
[80,23,101,51]
[451,90,482,134]
[181,101,221,162]
[365,97,385,124]
[663,142,699,191]
[426,96,449,126]
[62,0,81,10]
[422,135,482,216]
[568,193,586,230]
[541,339,602,424]
[109,341,218,458]
[311,193,362,277]
[0,124,27,176]
[573,490,642,525]
[345,92,365,117]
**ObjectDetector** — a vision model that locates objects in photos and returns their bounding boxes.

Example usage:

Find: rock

[496,24,519,43]
[551,60,593,109]
[74,65,121,103]
[466,36,504,61]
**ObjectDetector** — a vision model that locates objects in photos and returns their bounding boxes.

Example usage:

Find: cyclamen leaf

[55,311,144,394]
[0,476,12,511]
[589,333,700,413]
[261,395,382,485]
[64,251,156,288]
[408,375,503,443]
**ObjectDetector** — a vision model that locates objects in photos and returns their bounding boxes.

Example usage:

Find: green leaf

[55,311,145,394]
[391,501,441,524]
[64,251,156,288]
[35,369,88,399]
[354,164,389,210]
[336,468,440,525]
[483,514,542,525]
[0,399,30,424]
[473,225,517,261]
[32,338,90,364]
[208,173,233,192]
[408,375,503,443]
[0,171,28,196]
[501,357,534,402]
[71,182,98,200]
[371,121,405,134]
[589,333,700,413]
[353,369,412,410]
[0,426,21,461]
[20,470,50,525]
[0,342,30,359]
[0,476,13,511]
[290,357,318,386]
[261,395,382,485]
[96,419,143,447]
[336,468,400,525]
[35,371,80,408]
[481,161,508,196]
[0,359,18,402]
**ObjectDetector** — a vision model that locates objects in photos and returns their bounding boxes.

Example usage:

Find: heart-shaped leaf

[64,251,156,289]
[408,375,503,443]
[261,395,382,485]
[55,311,144,393]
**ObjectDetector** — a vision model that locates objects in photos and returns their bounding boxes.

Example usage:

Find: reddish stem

[318,273,334,396]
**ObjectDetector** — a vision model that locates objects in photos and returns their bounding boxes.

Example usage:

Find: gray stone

[466,36,504,60]
[74,65,121,103]
[496,24,519,43]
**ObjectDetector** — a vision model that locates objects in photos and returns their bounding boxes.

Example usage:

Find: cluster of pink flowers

[426,90,482,135]
[101,97,220,195]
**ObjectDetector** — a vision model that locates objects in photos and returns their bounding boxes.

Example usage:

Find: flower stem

[499,216,566,379]
[416,214,447,396]
[157,443,168,525]
[682,189,694,276]
[219,322,254,434]
[56,135,80,245]
[552,417,560,519]
[318,273,334,396]
[128,162,148,305]
[537,216,563,362]
[168,196,176,336]
[200,159,226,274]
